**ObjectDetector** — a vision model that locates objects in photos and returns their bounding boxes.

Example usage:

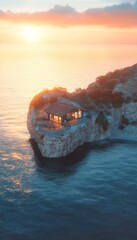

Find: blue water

[1,44,137,239]
[1,133,137,240]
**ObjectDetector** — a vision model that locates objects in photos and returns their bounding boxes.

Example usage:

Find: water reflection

[0,137,34,199]
[11,152,24,161]
[31,139,113,178]
[30,139,91,178]
[30,138,137,181]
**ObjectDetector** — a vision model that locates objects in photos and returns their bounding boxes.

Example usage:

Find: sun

[21,26,40,42]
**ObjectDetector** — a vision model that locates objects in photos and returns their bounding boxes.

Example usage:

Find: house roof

[46,102,81,117]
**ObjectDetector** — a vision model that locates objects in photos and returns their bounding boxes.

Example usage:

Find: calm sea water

[0,44,137,240]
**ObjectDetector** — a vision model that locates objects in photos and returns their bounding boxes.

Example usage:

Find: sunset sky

[0,0,137,44]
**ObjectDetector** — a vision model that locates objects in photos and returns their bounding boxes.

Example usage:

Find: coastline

[27,103,137,158]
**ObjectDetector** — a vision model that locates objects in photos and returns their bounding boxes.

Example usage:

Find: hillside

[27,63,137,158]
[86,63,137,108]
[29,64,137,111]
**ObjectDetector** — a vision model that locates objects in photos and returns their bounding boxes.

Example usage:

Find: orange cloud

[0,3,137,28]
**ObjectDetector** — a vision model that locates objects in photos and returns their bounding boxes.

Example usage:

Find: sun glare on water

[21,26,41,42]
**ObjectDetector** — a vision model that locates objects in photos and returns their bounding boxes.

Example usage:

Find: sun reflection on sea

[0,137,35,198]
[11,152,24,161]
[6,175,33,196]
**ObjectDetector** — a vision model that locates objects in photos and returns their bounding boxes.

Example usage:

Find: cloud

[82,1,137,28]
[0,10,5,15]
[0,2,137,28]
[48,4,77,15]
[104,2,133,10]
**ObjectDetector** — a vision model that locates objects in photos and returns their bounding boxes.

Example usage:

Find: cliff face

[27,101,137,158]
[38,120,92,158]
[27,64,137,158]
[28,109,88,158]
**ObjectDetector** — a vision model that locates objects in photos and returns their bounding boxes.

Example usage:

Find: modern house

[45,102,83,123]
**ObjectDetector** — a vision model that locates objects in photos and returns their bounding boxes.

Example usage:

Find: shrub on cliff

[73,89,92,109]
[119,115,129,129]
[122,115,129,125]
[111,92,124,107]
[88,89,113,106]
[48,96,57,104]
[29,87,67,110]
[29,94,46,110]
[95,111,109,131]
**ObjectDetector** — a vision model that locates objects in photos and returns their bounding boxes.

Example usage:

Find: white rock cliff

[27,101,137,158]
[27,64,137,158]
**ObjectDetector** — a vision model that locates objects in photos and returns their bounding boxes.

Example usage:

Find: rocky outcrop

[27,64,137,158]
[37,119,92,158]
[27,101,137,158]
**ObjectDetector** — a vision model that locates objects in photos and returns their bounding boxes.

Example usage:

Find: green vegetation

[29,94,46,110]
[29,87,68,110]
[29,65,135,111]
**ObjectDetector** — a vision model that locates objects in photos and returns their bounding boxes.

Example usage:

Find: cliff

[27,64,137,158]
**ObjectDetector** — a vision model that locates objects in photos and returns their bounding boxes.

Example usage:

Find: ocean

[0,43,137,240]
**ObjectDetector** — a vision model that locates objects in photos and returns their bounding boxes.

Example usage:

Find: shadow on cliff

[29,138,117,179]
[29,139,92,179]
[29,138,137,180]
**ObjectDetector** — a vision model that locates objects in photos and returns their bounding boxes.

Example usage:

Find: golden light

[21,26,41,42]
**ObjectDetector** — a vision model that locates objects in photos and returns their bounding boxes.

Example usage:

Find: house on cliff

[45,102,83,123]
